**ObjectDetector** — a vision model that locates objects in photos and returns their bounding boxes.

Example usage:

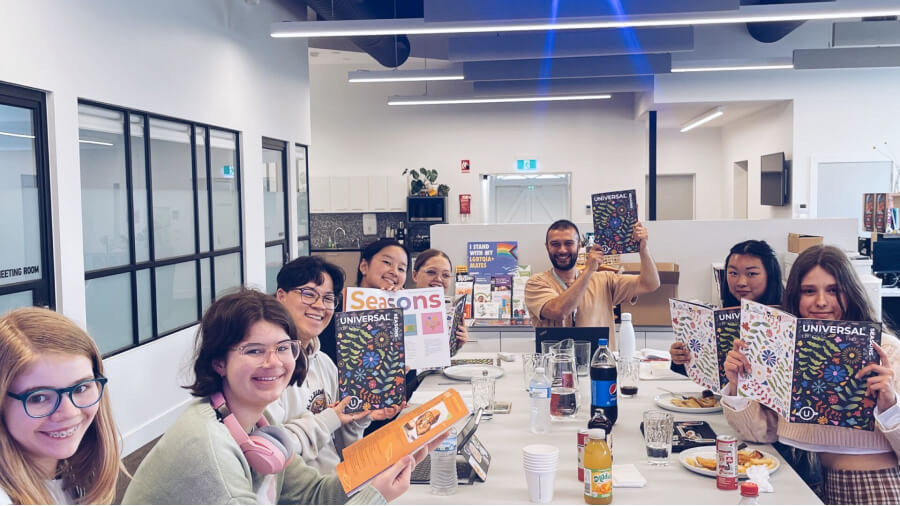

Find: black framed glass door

[263,137,289,293]
[0,83,54,312]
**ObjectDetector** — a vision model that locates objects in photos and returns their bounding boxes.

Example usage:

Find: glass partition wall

[263,137,289,294]
[78,101,243,355]
[295,143,310,257]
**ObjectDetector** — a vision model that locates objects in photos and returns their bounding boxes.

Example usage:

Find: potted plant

[403,168,449,196]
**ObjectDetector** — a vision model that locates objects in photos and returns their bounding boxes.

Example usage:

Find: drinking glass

[574,341,591,376]
[617,357,641,397]
[643,410,674,466]
[540,340,561,355]
[522,353,543,391]
[471,375,496,419]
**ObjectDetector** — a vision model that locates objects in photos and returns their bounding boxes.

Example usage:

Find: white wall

[309,63,728,223]
[0,0,311,454]
[720,102,794,219]
[654,67,900,219]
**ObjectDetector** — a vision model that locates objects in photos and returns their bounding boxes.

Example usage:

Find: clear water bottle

[529,366,551,434]
[430,427,458,495]
[618,313,636,361]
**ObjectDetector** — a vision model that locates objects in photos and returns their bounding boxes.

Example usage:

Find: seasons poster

[591,190,639,255]
[739,300,881,430]
[336,308,405,413]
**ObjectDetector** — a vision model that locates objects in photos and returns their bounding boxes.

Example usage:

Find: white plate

[654,392,723,414]
[679,446,780,478]
[442,364,504,381]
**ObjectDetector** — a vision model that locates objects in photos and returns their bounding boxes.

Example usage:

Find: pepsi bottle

[590,337,617,425]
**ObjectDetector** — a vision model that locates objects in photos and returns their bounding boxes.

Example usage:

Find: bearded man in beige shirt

[525,219,660,348]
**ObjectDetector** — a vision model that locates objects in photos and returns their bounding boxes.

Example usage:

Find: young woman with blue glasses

[0,308,120,504]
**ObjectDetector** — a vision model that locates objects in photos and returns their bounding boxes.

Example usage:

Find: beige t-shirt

[524,268,642,348]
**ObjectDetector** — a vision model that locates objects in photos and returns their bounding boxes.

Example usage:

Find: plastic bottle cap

[740,482,759,497]
[621,313,632,321]
[588,429,606,440]
[535,367,545,373]
[598,338,609,346]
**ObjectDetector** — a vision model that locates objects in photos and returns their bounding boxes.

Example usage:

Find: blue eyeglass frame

[6,377,108,419]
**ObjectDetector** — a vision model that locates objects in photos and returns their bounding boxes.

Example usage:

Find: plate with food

[402,405,447,443]
[442,364,504,381]
[654,390,722,413]
[680,447,780,477]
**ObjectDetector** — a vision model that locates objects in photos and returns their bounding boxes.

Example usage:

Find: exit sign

[516,159,538,171]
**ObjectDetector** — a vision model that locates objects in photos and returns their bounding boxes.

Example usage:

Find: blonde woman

[0,308,120,504]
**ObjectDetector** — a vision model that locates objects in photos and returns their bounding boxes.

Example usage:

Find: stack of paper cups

[522,444,559,504]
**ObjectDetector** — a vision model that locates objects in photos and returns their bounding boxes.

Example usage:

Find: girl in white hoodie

[269,256,400,472]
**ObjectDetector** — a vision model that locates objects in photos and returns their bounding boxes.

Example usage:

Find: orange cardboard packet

[336,389,468,494]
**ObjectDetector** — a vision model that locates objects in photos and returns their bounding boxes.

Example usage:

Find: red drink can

[716,435,738,490]
[577,429,589,481]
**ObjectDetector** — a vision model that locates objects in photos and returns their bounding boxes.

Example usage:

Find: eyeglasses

[7,377,108,419]
[232,340,302,364]
[292,287,339,309]
[422,269,452,281]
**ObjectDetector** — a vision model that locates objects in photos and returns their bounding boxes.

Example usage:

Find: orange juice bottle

[583,428,612,505]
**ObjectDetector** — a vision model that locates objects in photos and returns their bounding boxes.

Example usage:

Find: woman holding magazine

[669,239,783,373]
[269,256,401,473]
[721,245,900,504]
[411,248,469,354]
[123,289,437,504]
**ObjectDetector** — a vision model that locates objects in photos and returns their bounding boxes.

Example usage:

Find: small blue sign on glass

[515,159,538,171]
[222,165,235,178]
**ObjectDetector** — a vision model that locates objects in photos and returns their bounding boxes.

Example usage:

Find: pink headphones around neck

[210,392,296,474]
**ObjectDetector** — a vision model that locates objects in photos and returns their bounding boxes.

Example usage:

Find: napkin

[611,464,647,488]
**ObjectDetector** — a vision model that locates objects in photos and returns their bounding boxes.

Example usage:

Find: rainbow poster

[467,241,519,276]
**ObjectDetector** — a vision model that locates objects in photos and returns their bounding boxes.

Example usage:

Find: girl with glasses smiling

[411,249,469,354]
[123,289,426,505]
[269,256,402,474]
[0,307,120,505]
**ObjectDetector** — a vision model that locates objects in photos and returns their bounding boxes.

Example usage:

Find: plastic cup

[524,468,557,503]
[574,341,591,376]
[522,353,543,391]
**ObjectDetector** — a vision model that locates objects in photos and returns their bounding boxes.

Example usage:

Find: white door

[733,161,748,219]
[645,174,695,220]
[487,173,570,224]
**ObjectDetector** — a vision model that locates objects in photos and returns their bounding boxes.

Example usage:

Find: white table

[396,353,823,505]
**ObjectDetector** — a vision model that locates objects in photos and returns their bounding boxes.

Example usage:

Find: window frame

[0,83,55,309]
[295,143,311,257]
[79,99,244,357]
[262,137,290,278]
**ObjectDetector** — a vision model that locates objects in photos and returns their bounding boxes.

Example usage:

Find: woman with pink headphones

[123,289,439,504]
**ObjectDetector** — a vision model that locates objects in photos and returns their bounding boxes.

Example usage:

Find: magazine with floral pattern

[669,299,718,390]
[335,307,405,413]
[591,189,639,255]
[739,300,881,430]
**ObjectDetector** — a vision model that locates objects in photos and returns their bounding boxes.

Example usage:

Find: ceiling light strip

[0,131,35,139]
[348,69,465,83]
[388,94,611,106]
[272,4,900,38]
[680,107,724,133]
[672,64,794,72]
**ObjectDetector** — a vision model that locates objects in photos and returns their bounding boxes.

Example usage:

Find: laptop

[534,326,610,357]
[410,408,487,485]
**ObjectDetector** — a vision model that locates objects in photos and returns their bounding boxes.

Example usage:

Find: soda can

[716,435,738,490]
[577,429,589,481]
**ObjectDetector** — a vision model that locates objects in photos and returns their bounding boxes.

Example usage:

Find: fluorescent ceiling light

[349,68,465,83]
[388,94,611,106]
[680,106,724,133]
[672,64,794,72]
[0,131,35,139]
[272,3,900,38]
[79,139,114,146]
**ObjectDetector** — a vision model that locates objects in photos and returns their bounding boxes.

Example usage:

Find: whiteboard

[816,161,892,236]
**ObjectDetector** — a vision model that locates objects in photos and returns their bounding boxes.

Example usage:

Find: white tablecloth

[395,353,823,505]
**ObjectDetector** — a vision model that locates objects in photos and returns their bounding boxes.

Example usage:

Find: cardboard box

[788,233,823,254]
[621,262,679,326]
